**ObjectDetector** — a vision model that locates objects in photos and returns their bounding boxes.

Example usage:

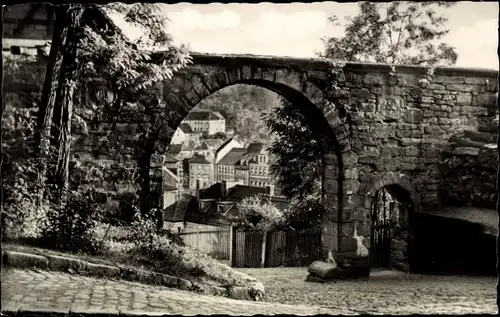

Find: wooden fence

[232,227,321,268]
[180,225,232,261]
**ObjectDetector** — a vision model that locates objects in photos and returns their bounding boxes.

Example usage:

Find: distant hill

[194,84,282,145]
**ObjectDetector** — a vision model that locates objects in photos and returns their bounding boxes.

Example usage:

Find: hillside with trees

[195,84,282,145]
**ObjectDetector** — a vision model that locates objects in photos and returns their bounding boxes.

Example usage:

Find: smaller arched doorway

[369,184,415,271]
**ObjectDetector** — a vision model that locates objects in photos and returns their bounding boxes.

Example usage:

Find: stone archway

[151,61,358,264]
[360,172,421,272]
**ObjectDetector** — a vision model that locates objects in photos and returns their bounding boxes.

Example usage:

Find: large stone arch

[155,61,357,263]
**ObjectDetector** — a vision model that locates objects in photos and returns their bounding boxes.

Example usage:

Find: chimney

[196,179,200,199]
[221,181,227,199]
[267,184,275,197]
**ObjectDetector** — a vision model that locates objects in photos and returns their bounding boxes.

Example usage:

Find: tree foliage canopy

[196,84,280,144]
[321,2,458,66]
[263,98,323,201]
[236,195,286,232]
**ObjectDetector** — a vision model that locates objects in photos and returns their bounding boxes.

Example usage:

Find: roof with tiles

[189,154,211,164]
[168,144,182,156]
[163,196,197,222]
[164,154,178,163]
[184,110,225,121]
[204,139,224,149]
[226,185,268,202]
[218,148,247,166]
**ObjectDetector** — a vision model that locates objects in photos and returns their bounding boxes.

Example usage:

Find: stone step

[449,147,480,156]
[450,135,486,149]
[463,130,497,144]
[477,119,498,134]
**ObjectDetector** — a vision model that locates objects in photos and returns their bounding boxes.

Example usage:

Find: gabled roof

[178,123,193,133]
[215,138,233,154]
[184,110,225,121]
[204,139,224,149]
[241,142,267,162]
[246,142,265,154]
[218,148,247,166]
[163,196,197,222]
[189,154,211,164]
[164,185,178,191]
[226,185,268,202]
[194,142,209,151]
[199,183,224,200]
[164,154,178,163]
[168,144,182,156]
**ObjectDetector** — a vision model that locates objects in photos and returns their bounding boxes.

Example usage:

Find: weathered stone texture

[4,53,498,267]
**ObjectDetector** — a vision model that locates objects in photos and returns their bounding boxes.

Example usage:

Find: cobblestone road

[238,267,498,315]
[1,268,498,315]
[1,269,333,315]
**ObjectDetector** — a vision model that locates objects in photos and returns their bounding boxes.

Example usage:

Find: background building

[189,154,215,189]
[183,110,226,135]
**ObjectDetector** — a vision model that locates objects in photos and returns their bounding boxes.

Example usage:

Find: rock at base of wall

[307,261,353,282]
[305,274,326,283]
[339,256,370,278]
[307,261,337,279]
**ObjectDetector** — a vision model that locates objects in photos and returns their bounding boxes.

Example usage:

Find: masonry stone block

[340,221,356,237]
[303,81,323,100]
[363,73,385,85]
[455,92,473,106]
[475,93,497,106]
[184,88,202,107]
[446,84,477,92]
[443,76,467,84]
[324,179,339,194]
[241,65,252,80]
[343,180,360,194]
[339,237,358,252]
[275,69,304,92]
[333,124,348,139]
[250,66,263,80]
[344,167,359,180]
[404,109,423,124]
[323,153,337,164]
[324,164,338,178]
[228,68,243,84]
[261,68,276,82]
[351,88,373,101]
[202,73,222,92]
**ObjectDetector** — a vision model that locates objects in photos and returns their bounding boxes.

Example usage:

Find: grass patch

[2,221,248,288]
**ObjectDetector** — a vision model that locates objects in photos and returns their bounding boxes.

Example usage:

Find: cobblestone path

[1,269,334,315]
[2,268,497,315]
[238,267,498,315]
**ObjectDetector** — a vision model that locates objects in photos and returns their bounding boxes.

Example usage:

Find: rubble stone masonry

[4,52,498,270]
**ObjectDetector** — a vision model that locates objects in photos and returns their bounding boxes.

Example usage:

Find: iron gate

[370,188,393,268]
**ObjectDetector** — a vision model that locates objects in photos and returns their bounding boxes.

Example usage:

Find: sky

[111,2,499,70]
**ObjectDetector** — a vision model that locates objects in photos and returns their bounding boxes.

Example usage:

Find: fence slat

[232,228,321,268]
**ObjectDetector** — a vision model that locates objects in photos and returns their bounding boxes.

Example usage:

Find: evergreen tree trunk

[35,4,84,205]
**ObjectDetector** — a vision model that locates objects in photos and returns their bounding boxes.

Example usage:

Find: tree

[206,131,227,140]
[35,3,191,205]
[236,195,285,232]
[196,84,280,144]
[263,98,323,201]
[321,2,458,66]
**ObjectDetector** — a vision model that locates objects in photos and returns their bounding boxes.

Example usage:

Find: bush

[40,190,103,253]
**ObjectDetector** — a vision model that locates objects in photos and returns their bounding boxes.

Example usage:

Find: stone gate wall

[329,63,498,246]
[3,53,498,226]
